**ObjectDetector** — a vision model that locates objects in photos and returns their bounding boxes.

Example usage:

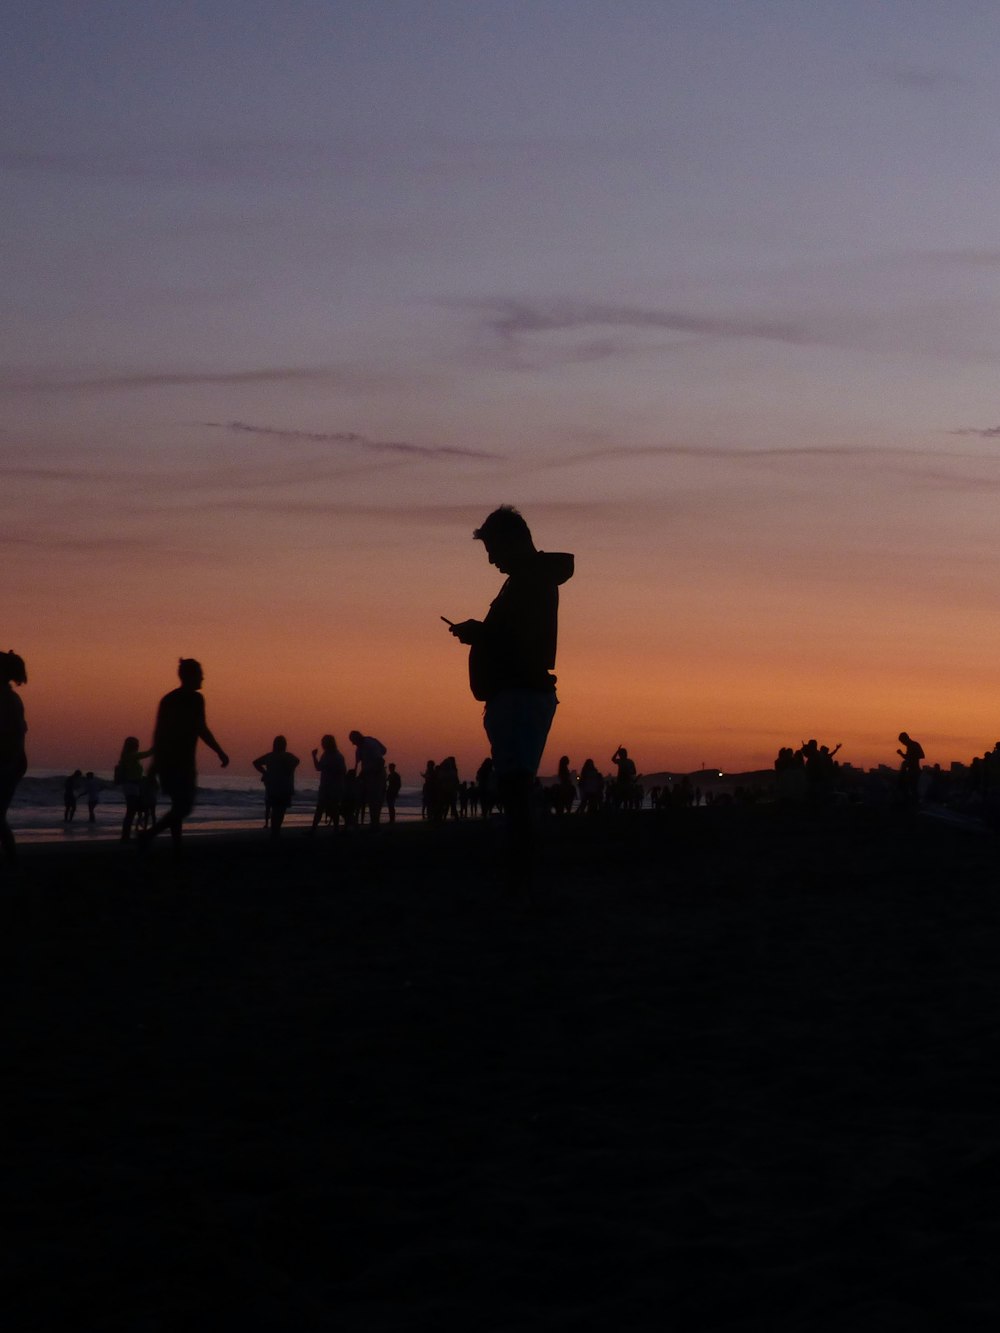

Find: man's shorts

[159,769,197,816]
[483,689,558,779]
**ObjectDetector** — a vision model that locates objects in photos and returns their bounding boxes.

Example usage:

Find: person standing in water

[0,650,28,866]
[63,769,82,822]
[448,506,574,868]
[142,658,229,850]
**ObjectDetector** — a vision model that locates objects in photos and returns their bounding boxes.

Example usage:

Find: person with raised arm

[116,736,153,841]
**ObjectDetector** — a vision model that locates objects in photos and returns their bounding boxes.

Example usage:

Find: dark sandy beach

[4,807,1000,1330]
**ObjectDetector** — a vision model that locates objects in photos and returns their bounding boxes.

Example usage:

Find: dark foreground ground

[4,806,1000,1331]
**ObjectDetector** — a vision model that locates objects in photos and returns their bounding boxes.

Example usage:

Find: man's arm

[201,723,229,768]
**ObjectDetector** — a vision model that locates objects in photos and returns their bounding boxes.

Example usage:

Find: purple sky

[5,1,1000,774]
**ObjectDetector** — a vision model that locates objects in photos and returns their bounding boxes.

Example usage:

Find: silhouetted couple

[448,506,574,874]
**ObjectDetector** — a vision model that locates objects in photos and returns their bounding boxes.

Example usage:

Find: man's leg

[484,690,557,873]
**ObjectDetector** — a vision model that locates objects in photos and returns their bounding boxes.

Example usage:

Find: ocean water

[8,772,425,845]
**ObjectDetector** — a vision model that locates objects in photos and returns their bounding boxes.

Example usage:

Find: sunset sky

[6,1,1000,780]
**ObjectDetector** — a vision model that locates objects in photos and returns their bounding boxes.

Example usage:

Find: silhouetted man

[611,745,637,808]
[144,658,229,849]
[897,731,924,807]
[449,506,574,865]
[386,762,402,824]
[349,730,388,826]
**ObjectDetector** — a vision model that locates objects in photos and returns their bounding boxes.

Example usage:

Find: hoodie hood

[529,550,575,585]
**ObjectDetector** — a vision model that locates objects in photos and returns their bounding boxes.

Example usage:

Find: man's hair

[473,505,531,543]
[1,650,27,685]
[178,657,202,684]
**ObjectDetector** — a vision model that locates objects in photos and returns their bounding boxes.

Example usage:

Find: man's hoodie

[468,550,575,702]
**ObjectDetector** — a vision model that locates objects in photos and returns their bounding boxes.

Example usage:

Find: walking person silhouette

[0,650,28,866]
[142,659,229,851]
[447,506,574,874]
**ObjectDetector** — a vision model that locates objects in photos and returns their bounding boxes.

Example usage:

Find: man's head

[349,730,362,746]
[178,658,204,689]
[473,505,535,573]
[0,649,26,686]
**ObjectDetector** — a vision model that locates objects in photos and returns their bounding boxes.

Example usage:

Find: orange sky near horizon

[6,4,1000,783]
[11,462,1000,782]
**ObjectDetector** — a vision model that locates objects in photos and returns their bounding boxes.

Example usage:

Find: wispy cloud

[476,300,809,367]
[0,133,645,187]
[1,142,323,185]
[0,463,107,483]
[948,426,1000,439]
[1,367,345,393]
[540,442,985,469]
[202,420,499,460]
[925,250,1000,267]
[870,62,961,92]
[0,530,159,556]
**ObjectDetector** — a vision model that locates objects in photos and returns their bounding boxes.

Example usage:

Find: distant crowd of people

[773,733,924,808]
[256,732,400,838]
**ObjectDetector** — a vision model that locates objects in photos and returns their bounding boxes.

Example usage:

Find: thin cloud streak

[202,420,499,460]
[470,291,1000,371]
[949,426,1000,439]
[0,532,160,556]
[870,62,961,92]
[478,300,809,355]
[3,367,345,393]
[0,133,657,187]
[537,442,1000,470]
[926,250,1000,267]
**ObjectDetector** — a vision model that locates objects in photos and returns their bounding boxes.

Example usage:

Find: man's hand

[448,619,483,645]
[219,751,230,769]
